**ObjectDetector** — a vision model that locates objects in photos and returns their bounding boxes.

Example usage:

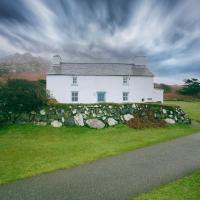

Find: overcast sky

[0,0,199,84]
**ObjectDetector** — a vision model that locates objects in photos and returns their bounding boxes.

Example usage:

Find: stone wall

[1,103,191,128]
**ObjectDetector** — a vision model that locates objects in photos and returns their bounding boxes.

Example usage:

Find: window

[97,92,106,102]
[71,91,78,102]
[72,76,77,85]
[123,76,128,85]
[123,92,129,101]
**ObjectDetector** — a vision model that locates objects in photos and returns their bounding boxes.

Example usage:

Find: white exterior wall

[153,88,164,103]
[46,75,162,103]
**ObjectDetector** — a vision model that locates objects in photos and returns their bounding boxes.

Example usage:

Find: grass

[0,124,200,185]
[165,101,200,122]
[133,170,200,200]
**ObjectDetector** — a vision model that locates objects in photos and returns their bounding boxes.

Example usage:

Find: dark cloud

[0,0,31,23]
[0,0,199,83]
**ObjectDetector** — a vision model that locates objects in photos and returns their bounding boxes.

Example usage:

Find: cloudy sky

[0,0,199,84]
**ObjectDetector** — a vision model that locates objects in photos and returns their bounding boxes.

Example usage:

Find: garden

[0,80,200,186]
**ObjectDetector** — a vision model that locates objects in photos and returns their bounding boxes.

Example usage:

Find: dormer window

[123,76,128,85]
[72,76,77,85]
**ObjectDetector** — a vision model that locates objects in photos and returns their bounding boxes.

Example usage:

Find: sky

[0,0,199,84]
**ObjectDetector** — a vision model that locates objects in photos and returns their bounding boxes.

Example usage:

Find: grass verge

[0,124,200,185]
[133,170,200,200]
[165,101,200,122]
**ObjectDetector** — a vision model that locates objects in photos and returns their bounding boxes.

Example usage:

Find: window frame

[71,91,78,102]
[123,92,129,101]
[97,91,106,102]
[123,76,128,85]
[72,76,78,85]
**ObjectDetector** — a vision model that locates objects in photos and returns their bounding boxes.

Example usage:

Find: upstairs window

[123,92,129,101]
[72,76,77,85]
[123,76,128,85]
[71,91,78,102]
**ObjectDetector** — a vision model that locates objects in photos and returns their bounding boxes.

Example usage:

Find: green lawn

[165,101,200,122]
[1,124,200,185]
[133,170,200,200]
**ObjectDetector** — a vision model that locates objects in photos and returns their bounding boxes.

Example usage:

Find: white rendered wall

[46,75,160,103]
[153,89,164,103]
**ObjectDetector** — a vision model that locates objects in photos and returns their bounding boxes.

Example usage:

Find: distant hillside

[0,53,49,82]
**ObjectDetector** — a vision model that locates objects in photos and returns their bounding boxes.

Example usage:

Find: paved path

[1,132,200,200]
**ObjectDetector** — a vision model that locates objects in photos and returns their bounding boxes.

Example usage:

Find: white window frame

[123,76,128,85]
[123,92,129,101]
[71,91,78,102]
[72,76,77,85]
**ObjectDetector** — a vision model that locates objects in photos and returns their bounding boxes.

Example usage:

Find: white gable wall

[46,75,161,103]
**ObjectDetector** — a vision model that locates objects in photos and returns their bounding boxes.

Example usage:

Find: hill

[0,53,49,82]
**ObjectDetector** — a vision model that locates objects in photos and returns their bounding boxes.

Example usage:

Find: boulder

[164,118,175,124]
[124,114,134,121]
[64,117,76,126]
[107,118,118,126]
[86,118,105,129]
[74,113,84,126]
[51,120,62,127]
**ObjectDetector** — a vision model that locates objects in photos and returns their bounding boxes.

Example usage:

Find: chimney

[132,56,146,65]
[52,55,61,66]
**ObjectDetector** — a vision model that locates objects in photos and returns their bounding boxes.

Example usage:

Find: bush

[127,112,166,129]
[0,79,47,123]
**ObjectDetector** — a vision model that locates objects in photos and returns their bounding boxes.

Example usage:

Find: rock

[51,120,62,127]
[102,116,106,120]
[162,109,167,114]
[84,110,89,115]
[164,118,175,124]
[72,109,77,114]
[35,122,47,126]
[64,117,76,126]
[86,118,105,129]
[124,114,134,121]
[107,118,118,126]
[74,113,84,126]
[40,109,46,115]
[132,104,136,108]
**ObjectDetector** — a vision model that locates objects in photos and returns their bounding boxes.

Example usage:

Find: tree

[159,84,171,93]
[179,78,200,97]
[0,79,47,122]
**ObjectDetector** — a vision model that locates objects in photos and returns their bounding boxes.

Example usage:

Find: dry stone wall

[1,103,191,128]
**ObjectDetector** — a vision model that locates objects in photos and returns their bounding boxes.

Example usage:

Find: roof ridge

[61,62,134,65]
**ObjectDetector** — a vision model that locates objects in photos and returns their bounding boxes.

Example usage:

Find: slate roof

[48,62,154,77]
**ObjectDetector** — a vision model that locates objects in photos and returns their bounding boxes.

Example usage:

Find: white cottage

[46,55,163,103]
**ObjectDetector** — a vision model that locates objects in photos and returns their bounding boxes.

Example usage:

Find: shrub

[127,112,166,129]
[0,79,47,123]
